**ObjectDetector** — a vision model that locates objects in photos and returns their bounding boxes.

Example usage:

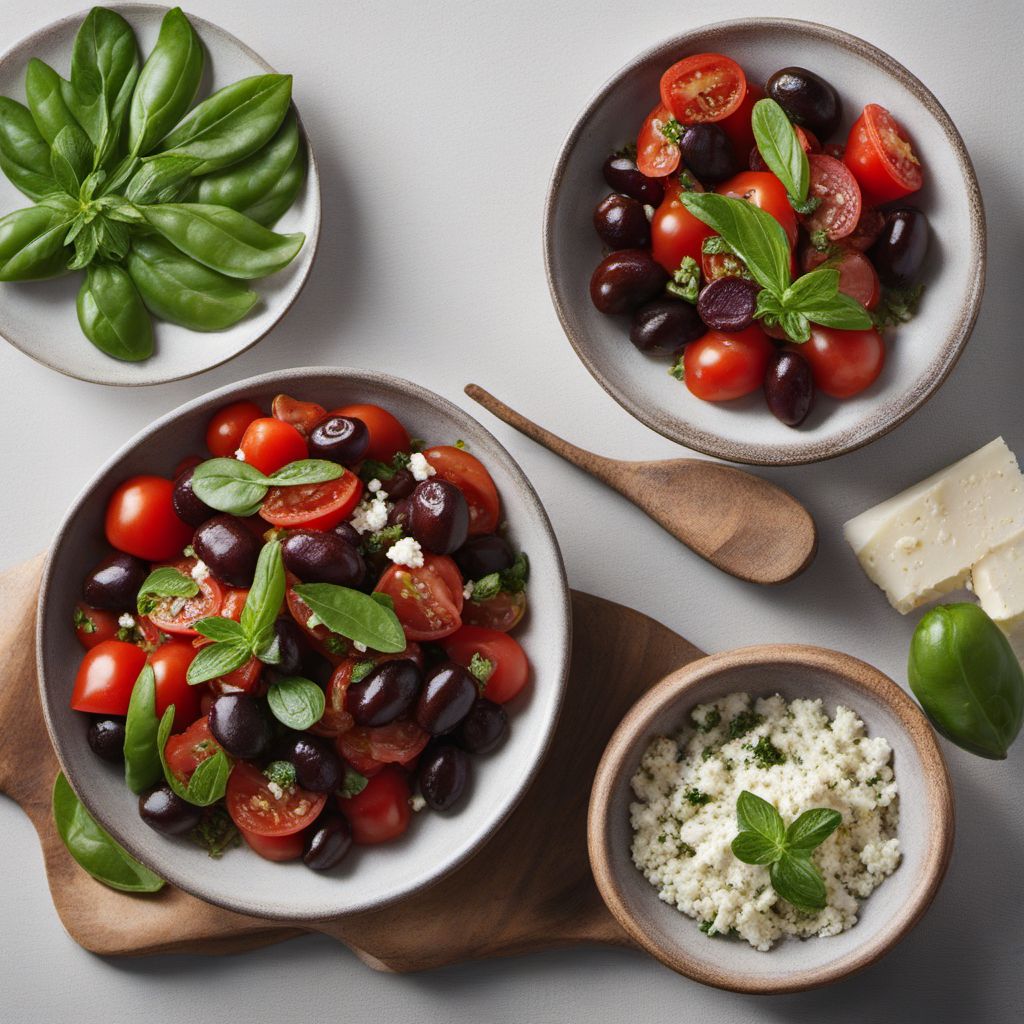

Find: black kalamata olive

[409,480,469,554]
[88,717,126,763]
[193,515,261,587]
[385,468,416,500]
[415,662,477,735]
[602,153,665,205]
[766,67,842,139]
[679,124,739,183]
[172,466,216,527]
[590,249,669,315]
[418,744,470,811]
[281,529,365,586]
[869,207,928,288]
[593,193,650,250]
[630,297,705,352]
[303,814,353,870]
[764,350,814,427]
[453,534,513,580]
[697,277,761,332]
[139,784,202,836]
[457,699,508,754]
[301,648,334,689]
[82,552,148,610]
[388,497,411,529]
[288,735,342,792]
[307,415,370,465]
[332,521,362,548]
[348,659,423,727]
[269,618,303,676]
[207,693,271,759]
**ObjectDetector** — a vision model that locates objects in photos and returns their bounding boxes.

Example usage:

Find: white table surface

[1,0,1020,1021]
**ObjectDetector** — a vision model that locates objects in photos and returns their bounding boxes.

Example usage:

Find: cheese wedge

[972,530,1024,657]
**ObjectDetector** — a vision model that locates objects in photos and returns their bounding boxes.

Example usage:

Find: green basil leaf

[242,144,306,227]
[472,572,501,602]
[185,638,252,685]
[780,311,811,343]
[370,592,395,611]
[52,772,164,892]
[0,206,69,282]
[136,565,199,615]
[156,706,231,806]
[25,59,79,147]
[770,852,828,911]
[192,616,246,643]
[190,457,270,515]
[785,808,842,852]
[292,583,406,653]
[735,790,786,846]
[730,829,782,865]
[49,123,94,197]
[125,154,203,204]
[267,459,344,486]
[680,192,790,296]
[123,665,162,794]
[240,540,285,645]
[802,292,874,331]
[266,676,326,730]
[338,766,368,798]
[781,268,839,309]
[751,98,809,203]
[129,6,204,156]
[77,264,154,362]
[0,97,58,200]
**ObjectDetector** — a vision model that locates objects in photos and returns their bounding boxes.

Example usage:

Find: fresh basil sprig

[136,565,198,615]
[123,664,163,793]
[267,676,326,730]
[750,98,813,211]
[190,456,343,516]
[157,705,231,806]
[730,790,841,912]
[471,552,529,603]
[292,582,406,653]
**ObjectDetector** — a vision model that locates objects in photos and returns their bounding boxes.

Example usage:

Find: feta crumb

[353,640,367,653]
[118,613,135,629]
[409,452,436,482]
[368,478,382,493]
[463,580,475,600]
[190,559,211,582]
[267,781,284,800]
[386,536,424,568]
[234,448,245,461]
[409,794,426,812]
[350,494,390,534]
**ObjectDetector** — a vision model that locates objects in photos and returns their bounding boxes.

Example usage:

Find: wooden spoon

[464,384,817,585]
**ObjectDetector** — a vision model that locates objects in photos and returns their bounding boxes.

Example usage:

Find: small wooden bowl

[588,645,954,992]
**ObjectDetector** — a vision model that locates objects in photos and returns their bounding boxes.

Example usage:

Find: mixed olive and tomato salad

[69,394,530,871]
[590,55,929,426]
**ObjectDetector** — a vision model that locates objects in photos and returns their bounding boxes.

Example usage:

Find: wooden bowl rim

[587,643,955,993]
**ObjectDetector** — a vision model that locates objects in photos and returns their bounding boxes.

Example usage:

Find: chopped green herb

[339,766,368,798]
[365,524,404,555]
[684,787,711,807]
[264,760,297,788]
[659,116,685,145]
[615,142,638,162]
[454,439,467,450]
[669,355,685,381]
[871,284,925,329]
[73,606,97,633]
[728,710,764,740]
[190,806,240,859]
[468,652,494,687]
[322,635,348,655]
[677,169,698,193]
[693,707,721,734]
[701,746,715,762]
[351,659,376,684]
[471,551,529,602]
[699,920,719,936]
[679,842,696,858]
[666,255,700,303]
[749,736,786,769]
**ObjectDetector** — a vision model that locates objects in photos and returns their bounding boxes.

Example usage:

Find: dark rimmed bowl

[37,367,570,920]
[545,19,985,465]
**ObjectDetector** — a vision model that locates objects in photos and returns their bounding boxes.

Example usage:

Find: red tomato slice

[636,103,680,178]
[375,556,463,641]
[239,418,308,475]
[163,718,221,784]
[208,656,264,695]
[71,640,147,715]
[336,721,429,776]
[226,762,326,837]
[800,154,862,241]
[844,104,923,204]
[442,625,530,704]
[145,559,224,636]
[802,326,885,398]
[259,471,363,531]
[682,326,774,402]
[660,53,746,125]
[309,660,356,737]
[271,394,327,437]
[329,403,410,462]
[719,81,762,157]
[339,766,412,844]
[701,249,750,283]
[462,590,526,632]
[802,248,880,310]
[652,178,716,274]
[147,639,200,731]
[73,603,119,650]
[422,446,500,536]
[844,206,886,252]
[239,826,305,861]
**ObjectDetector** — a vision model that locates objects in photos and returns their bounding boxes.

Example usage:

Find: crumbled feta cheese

[350,494,390,534]
[368,478,382,493]
[234,448,245,461]
[409,794,426,812]
[267,781,283,800]
[409,452,436,482]
[118,613,135,629]
[353,641,367,653]
[190,559,211,582]
[463,580,475,600]
[386,536,424,568]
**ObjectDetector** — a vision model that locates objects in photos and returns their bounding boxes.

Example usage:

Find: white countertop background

[1,0,1020,1020]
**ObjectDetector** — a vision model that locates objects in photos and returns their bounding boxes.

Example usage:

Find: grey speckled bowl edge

[37,367,570,920]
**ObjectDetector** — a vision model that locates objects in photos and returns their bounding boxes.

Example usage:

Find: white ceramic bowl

[37,368,570,920]
[0,4,320,386]
[545,19,985,465]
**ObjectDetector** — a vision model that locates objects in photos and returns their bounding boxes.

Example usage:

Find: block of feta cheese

[972,531,1024,656]
[844,438,1024,613]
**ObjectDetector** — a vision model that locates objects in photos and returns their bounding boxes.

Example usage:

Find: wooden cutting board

[0,555,705,969]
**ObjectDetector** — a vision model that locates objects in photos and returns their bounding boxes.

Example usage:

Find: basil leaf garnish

[136,565,199,615]
[730,829,781,865]
[785,807,843,852]
[292,582,406,653]
[267,458,344,486]
[156,706,231,806]
[240,540,285,647]
[190,457,269,516]
[338,766,368,798]
[185,637,251,684]
[770,852,829,912]
[267,676,326,730]
[192,616,245,643]
[52,772,164,893]
[796,292,873,331]
[123,664,162,793]
[781,267,839,309]
[751,98,809,204]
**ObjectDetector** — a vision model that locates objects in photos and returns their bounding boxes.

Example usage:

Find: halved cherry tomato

[422,447,500,536]
[701,249,750,283]
[219,587,248,621]
[462,590,526,632]
[259,472,363,531]
[145,559,223,636]
[339,766,412,844]
[272,393,326,437]
[652,179,716,274]
[719,82,762,157]
[717,171,799,248]
[73,603,119,650]
[147,639,200,730]
[802,249,880,310]
[660,53,746,125]
[336,721,429,776]
[71,640,147,715]
[844,104,922,204]
[801,326,885,399]
[442,625,529,704]
[163,718,221,784]
[239,826,304,861]
[286,572,345,658]
[800,154,862,241]
[105,476,192,561]
[310,660,356,737]
[239,417,307,475]
[226,762,326,836]
[208,656,263,695]
[329,403,409,462]
[636,103,680,178]
[206,401,262,458]
[682,326,774,402]
[375,555,463,641]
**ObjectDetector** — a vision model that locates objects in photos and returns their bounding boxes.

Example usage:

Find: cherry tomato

[310,660,356,737]
[336,720,429,776]
[259,472,363,531]
[716,171,798,248]
[71,640,147,715]
[375,555,463,641]
[801,326,885,399]
[239,417,308,475]
[73,602,119,650]
[701,249,750,283]
[271,393,326,437]
[845,206,886,252]
[208,656,263,695]
[636,103,680,178]
[719,81,762,157]
[800,154,862,241]
[163,717,220,784]
[226,762,326,837]
[219,587,248,621]
[329,403,409,462]
[145,559,224,636]
[442,625,530,704]
[206,401,262,458]
[462,590,526,632]
[105,476,192,561]
[802,248,880,310]
[659,53,746,125]
[650,178,715,274]
[339,766,412,845]
[844,104,922,204]
[239,826,304,862]
[147,639,200,731]
[682,326,774,402]
[422,446,500,536]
